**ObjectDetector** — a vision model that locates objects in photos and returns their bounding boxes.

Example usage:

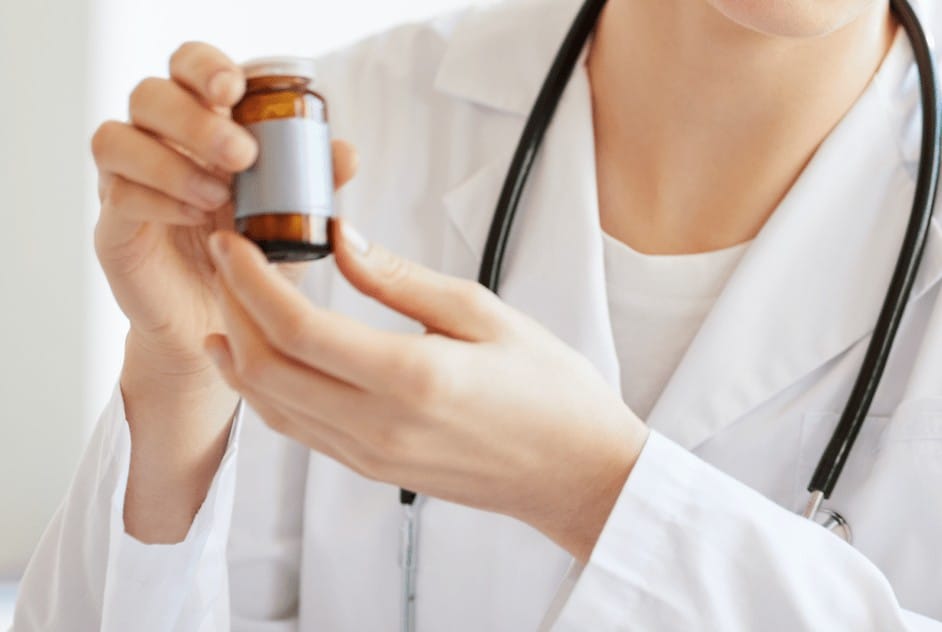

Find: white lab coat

[13,0,942,629]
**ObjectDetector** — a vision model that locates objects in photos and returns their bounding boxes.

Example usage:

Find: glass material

[232,75,332,262]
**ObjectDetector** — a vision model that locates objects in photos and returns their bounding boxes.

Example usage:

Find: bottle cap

[241,56,316,81]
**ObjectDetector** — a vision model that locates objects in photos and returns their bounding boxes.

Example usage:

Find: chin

[704,0,885,38]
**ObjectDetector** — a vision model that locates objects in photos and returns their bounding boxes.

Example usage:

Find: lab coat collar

[436,0,620,394]
[438,0,942,450]
[439,38,622,392]
[647,24,942,448]
[434,0,583,115]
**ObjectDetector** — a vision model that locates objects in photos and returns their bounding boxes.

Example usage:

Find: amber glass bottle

[232,57,333,262]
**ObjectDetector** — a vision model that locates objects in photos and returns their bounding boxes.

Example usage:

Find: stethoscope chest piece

[812,507,853,543]
[803,490,853,543]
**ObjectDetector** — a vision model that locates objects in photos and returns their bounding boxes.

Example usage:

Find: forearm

[15,374,242,631]
[549,432,942,630]
[121,329,240,543]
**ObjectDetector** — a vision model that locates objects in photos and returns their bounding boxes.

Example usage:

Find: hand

[92,41,358,543]
[91,41,358,379]
[204,220,650,562]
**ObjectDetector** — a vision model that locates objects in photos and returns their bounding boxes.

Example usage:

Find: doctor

[13,0,942,629]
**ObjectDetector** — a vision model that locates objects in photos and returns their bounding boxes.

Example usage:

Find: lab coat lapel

[646,30,942,449]
[439,60,621,391]
[491,61,621,386]
[434,0,583,116]
[434,0,942,452]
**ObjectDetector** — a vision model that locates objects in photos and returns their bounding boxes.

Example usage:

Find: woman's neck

[589,0,897,254]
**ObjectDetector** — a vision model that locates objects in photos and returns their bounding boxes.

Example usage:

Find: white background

[0,0,472,622]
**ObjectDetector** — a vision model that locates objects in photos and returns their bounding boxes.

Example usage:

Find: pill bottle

[232,57,333,262]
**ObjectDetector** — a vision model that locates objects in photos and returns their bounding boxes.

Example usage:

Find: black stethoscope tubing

[810,0,940,499]
[403,0,940,522]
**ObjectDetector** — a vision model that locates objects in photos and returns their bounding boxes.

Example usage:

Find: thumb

[331,218,503,341]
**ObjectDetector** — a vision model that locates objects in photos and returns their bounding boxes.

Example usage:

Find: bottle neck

[245,75,312,93]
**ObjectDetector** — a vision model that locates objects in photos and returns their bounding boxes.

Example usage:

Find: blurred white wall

[0,0,472,582]
[0,0,93,581]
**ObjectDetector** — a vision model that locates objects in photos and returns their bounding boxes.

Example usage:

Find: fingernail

[208,70,241,104]
[220,131,258,169]
[341,220,370,255]
[208,232,228,260]
[191,174,230,207]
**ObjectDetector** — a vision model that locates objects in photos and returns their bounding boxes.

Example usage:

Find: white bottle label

[234,117,334,219]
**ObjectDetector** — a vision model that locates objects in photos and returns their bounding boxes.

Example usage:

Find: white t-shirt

[602,231,750,419]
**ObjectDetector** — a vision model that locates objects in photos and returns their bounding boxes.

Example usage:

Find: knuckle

[411,369,441,405]
[103,176,130,209]
[375,251,412,292]
[359,428,408,480]
[273,309,310,350]
[373,422,403,455]
[90,120,123,161]
[128,76,164,118]
[457,281,496,315]
[178,110,225,154]
[169,41,202,73]
[366,416,428,476]
[92,220,107,260]
[396,353,442,405]
[97,172,112,202]
[200,115,230,146]
[97,177,116,208]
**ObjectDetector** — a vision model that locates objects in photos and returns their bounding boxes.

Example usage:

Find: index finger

[169,41,245,108]
[209,230,419,393]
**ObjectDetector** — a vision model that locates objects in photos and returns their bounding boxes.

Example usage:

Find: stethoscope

[396,1,941,630]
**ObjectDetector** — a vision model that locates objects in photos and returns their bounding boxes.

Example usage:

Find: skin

[709,0,888,38]
[592,0,896,253]
[92,47,359,542]
[205,224,647,560]
[90,0,896,564]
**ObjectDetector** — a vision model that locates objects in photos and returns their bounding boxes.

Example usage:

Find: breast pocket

[797,399,942,616]
[877,399,942,459]
[796,410,890,508]
[798,398,942,499]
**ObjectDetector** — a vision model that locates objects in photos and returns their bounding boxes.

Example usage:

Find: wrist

[124,327,224,386]
[121,327,239,465]
[548,411,649,564]
[120,329,240,544]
